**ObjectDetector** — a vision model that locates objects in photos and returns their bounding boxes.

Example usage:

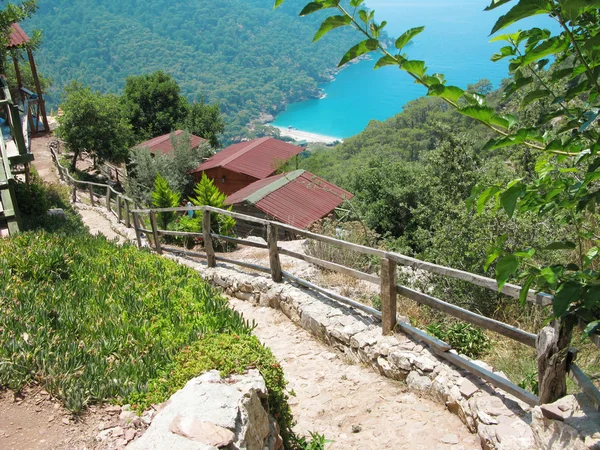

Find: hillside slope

[26,0,358,142]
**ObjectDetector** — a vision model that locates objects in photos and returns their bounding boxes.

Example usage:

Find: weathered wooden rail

[48,149,599,410]
[128,204,599,410]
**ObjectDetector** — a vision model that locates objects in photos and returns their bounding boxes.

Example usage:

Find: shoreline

[273,126,343,144]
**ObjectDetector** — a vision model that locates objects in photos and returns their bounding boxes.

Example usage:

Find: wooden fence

[49,149,599,410]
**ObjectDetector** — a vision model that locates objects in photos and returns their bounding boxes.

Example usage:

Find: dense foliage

[57,81,134,169]
[26,0,363,142]
[278,0,600,346]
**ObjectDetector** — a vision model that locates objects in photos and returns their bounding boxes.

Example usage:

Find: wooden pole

[202,209,216,267]
[124,199,130,228]
[537,316,575,404]
[105,186,111,211]
[267,224,282,282]
[117,195,122,222]
[132,212,142,248]
[11,52,23,104]
[149,211,162,255]
[381,257,397,335]
[88,184,95,206]
[72,185,77,203]
[27,49,49,133]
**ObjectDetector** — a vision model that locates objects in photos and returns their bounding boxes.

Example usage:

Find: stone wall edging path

[165,253,600,450]
[68,190,599,450]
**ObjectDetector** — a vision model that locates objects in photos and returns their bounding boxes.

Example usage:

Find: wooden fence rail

[48,150,599,410]
[131,204,600,410]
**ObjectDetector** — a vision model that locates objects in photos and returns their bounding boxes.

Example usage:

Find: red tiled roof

[7,23,30,49]
[225,170,353,229]
[191,137,303,179]
[135,130,206,156]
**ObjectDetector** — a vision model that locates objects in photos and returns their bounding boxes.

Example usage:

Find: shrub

[152,174,181,230]
[426,322,491,358]
[0,232,253,412]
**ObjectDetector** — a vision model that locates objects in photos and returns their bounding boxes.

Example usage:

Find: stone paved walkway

[229,298,480,450]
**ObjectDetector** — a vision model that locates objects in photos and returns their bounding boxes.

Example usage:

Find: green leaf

[553,281,582,317]
[540,267,558,285]
[395,26,425,51]
[520,273,536,306]
[501,183,524,217]
[374,54,399,69]
[358,9,368,23]
[338,39,379,67]
[477,186,501,213]
[313,15,352,42]
[428,85,464,103]
[559,0,600,21]
[521,89,550,107]
[300,1,339,16]
[401,60,427,77]
[273,0,285,9]
[496,255,519,291]
[490,1,553,35]
[485,0,514,11]
[521,35,569,65]
[544,241,577,250]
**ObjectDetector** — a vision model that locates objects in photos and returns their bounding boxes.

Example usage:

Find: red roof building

[225,169,353,231]
[190,137,304,196]
[7,23,30,49]
[136,130,206,156]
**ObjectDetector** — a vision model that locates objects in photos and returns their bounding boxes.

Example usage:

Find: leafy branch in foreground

[275,0,600,343]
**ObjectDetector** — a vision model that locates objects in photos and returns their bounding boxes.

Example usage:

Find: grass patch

[0,232,255,413]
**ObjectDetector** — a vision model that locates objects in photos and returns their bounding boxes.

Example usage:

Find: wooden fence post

[132,212,142,247]
[124,199,131,228]
[71,184,76,203]
[105,186,111,211]
[117,195,122,222]
[381,256,397,335]
[267,224,283,282]
[202,209,216,267]
[88,184,95,206]
[537,316,575,404]
[149,211,162,255]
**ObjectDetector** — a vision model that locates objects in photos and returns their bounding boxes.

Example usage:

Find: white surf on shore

[273,126,343,144]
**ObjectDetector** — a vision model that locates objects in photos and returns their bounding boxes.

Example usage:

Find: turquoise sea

[272,0,559,139]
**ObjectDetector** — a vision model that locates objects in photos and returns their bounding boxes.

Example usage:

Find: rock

[540,404,566,421]
[388,351,414,371]
[112,426,124,437]
[125,429,136,442]
[413,355,436,372]
[47,208,66,218]
[531,405,587,450]
[459,379,479,399]
[170,416,235,447]
[441,433,459,444]
[129,370,280,450]
[351,424,362,433]
[406,371,432,392]
[61,418,70,425]
[477,410,499,425]
[106,405,122,415]
[119,410,137,424]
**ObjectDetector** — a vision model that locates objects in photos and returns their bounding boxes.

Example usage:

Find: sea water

[272,0,559,139]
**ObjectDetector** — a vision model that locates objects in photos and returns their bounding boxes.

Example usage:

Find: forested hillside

[24,0,358,142]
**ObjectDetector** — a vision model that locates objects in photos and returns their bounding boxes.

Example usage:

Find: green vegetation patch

[0,232,255,413]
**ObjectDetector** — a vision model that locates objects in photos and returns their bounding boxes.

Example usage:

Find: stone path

[229,298,480,449]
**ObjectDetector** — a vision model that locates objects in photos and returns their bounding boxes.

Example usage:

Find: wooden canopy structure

[6,23,49,134]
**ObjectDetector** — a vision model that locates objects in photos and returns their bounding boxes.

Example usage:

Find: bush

[426,322,491,358]
[0,232,253,412]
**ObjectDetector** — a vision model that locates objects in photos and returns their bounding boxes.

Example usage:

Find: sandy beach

[273,126,343,144]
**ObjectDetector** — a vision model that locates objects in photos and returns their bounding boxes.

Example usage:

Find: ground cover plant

[0,232,259,412]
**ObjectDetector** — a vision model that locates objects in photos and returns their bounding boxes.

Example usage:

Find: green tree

[152,174,181,230]
[122,71,188,141]
[276,0,600,401]
[184,100,225,148]
[190,173,235,237]
[57,81,133,170]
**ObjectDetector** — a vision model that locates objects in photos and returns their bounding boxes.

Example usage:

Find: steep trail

[31,137,480,448]
[228,298,480,449]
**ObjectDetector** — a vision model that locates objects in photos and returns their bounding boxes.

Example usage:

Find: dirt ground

[30,134,59,184]
[0,388,105,450]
